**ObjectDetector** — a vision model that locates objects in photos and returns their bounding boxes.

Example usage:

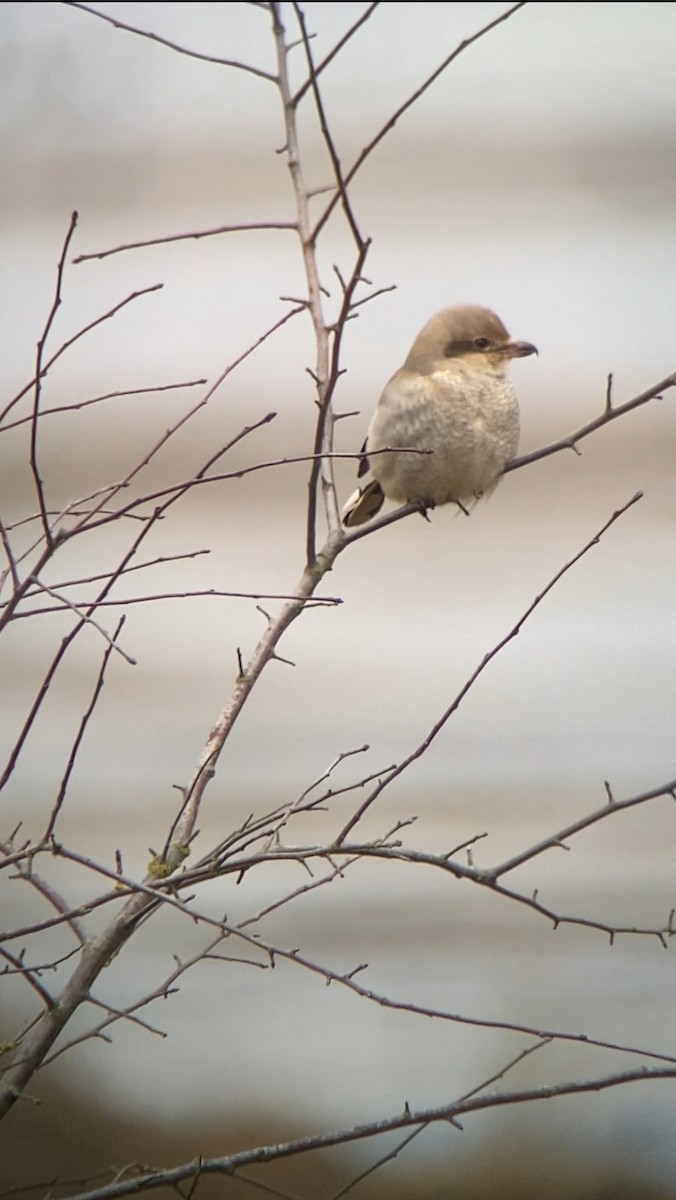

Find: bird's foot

[415,499,436,522]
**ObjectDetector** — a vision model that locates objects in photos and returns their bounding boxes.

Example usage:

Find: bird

[342,305,537,527]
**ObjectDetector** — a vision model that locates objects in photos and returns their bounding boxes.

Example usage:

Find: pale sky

[3,2,676,157]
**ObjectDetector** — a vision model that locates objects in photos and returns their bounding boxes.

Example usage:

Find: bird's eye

[474,337,490,350]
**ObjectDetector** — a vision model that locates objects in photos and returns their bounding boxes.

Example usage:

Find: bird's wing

[356,437,369,479]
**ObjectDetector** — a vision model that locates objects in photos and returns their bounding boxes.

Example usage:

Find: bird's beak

[505,339,538,359]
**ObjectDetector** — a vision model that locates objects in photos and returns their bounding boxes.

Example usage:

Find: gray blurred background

[2,2,676,1193]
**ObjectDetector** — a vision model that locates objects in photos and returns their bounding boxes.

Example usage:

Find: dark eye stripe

[443,338,493,357]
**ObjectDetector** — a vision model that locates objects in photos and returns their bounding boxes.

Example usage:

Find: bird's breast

[366,367,520,503]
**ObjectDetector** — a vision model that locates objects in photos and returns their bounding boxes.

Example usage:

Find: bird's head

[404,305,538,376]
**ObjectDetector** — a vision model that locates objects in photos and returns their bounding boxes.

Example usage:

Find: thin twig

[505,372,676,472]
[44,616,127,840]
[292,2,380,105]
[0,518,19,591]
[313,2,528,239]
[62,2,278,82]
[489,776,676,880]
[0,949,55,1011]
[11,590,342,618]
[33,584,135,664]
[73,222,296,264]
[1,854,87,945]
[335,492,643,841]
[29,213,80,545]
[331,1039,550,1199]
[1,282,163,425]
[271,4,340,565]
[52,1066,676,1200]
[9,550,212,602]
[56,304,304,533]
[0,379,206,432]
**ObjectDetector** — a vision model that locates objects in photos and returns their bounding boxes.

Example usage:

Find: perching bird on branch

[342,305,537,527]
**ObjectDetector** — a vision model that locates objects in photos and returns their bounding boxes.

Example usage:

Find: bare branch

[489,777,676,880]
[32,584,135,664]
[25,302,303,548]
[0,949,56,1012]
[44,616,127,840]
[54,1066,676,1200]
[293,4,366,246]
[336,492,643,841]
[1,283,163,426]
[8,550,212,603]
[61,2,278,82]
[29,213,80,545]
[11,590,342,619]
[0,379,206,433]
[73,222,297,265]
[313,2,528,239]
[59,446,390,538]
[288,8,379,563]
[0,518,19,592]
[270,4,342,562]
[304,241,370,563]
[506,372,676,472]
[42,933,268,1067]
[0,516,160,790]
[332,1039,550,1199]
[292,3,381,106]
[1,847,88,945]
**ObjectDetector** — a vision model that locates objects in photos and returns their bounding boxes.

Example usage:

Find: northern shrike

[342,305,537,527]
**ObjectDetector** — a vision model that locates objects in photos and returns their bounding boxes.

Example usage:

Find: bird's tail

[342,480,385,527]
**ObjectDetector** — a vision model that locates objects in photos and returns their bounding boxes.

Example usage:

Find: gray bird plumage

[342,305,537,527]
